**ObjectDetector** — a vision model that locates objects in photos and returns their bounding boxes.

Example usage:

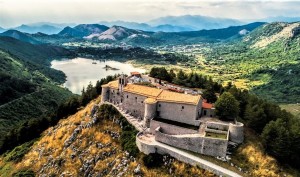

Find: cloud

[1,0,300,28]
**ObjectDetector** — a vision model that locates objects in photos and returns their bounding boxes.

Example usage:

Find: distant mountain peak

[58,24,109,38]
[148,15,243,30]
[0,30,41,44]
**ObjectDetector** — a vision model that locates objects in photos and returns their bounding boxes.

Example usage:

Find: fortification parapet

[144,98,157,127]
[229,122,244,143]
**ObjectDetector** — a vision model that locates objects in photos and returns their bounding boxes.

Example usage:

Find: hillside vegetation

[0,97,215,177]
[0,39,74,151]
[203,22,300,103]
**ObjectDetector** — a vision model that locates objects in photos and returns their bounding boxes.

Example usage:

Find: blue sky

[0,0,300,28]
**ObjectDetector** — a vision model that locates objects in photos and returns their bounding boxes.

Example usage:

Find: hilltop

[0,97,214,177]
[0,95,298,177]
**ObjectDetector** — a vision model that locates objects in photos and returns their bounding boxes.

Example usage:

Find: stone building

[101,74,244,157]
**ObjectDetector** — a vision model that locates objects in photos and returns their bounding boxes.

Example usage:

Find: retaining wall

[150,120,198,135]
[136,133,241,177]
[155,127,228,157]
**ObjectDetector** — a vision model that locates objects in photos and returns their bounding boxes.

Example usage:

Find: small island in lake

[103,65,119,70]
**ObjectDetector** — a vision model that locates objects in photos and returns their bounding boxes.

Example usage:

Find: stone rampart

[136,133,241,177]
[206,122,229,131]
[155,127,228,157]
[150,120,198,135]
[229,122,244,144]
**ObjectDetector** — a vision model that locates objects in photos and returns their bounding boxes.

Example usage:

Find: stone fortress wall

[122,92,147,119]
[136,132,242,177]
[229,122,244,143]
[155,127,228,157]
[156,101,201,126]
[101,75,244,159]
[149,119,198,135]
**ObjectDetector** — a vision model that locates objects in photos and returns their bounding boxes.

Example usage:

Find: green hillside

[203,22,300,103]
[0,36,74,66]
[0,40,73,148]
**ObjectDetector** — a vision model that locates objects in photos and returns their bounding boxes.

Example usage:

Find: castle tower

[229,122,244,144]
[118,74,127,93]
[144,98,157,128]
[101,86,109,103]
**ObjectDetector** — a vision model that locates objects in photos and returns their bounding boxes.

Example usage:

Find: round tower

[101,86,109,103]
[144,98,157,128]
[229,122,244,144]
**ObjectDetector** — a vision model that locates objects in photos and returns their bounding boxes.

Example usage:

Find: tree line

[149,67,222,103]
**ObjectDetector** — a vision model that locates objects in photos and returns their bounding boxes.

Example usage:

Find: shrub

[12,169,35,177]
[142,153,163,168]
[4,141,34,162]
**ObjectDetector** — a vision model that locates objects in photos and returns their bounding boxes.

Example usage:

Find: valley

[1,18,300,177]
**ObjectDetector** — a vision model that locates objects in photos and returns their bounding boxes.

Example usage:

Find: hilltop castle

[101,74,244,157]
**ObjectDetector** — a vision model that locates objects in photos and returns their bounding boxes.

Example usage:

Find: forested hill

[0,36,74,66]
[0,38,74,151]
[204,22,300,103]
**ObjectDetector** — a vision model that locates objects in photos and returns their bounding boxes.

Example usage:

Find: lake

[51,58,145,94]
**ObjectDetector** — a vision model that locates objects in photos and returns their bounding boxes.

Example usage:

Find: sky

[1,0,300,28]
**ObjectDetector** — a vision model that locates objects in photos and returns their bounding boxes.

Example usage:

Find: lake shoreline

[51,57,145,94]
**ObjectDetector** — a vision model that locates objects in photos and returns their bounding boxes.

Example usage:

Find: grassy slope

[0,97,215,177]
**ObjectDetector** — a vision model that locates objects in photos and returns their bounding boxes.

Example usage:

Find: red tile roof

[202,102,213,109]
[130,72,141,75]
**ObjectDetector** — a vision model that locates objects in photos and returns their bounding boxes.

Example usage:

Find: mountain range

[12,24,62,35]
[0,22,265,46]
[147,15,243,30]
[99,20,195,32]
[2,15,300,35]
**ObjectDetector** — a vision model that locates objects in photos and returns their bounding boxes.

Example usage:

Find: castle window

[127,95,128,98]
[158,104,161,107]
[141,101,143,103]
[182,106,184,109]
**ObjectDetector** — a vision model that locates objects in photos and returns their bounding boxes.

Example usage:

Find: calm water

[51,58,145,94]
